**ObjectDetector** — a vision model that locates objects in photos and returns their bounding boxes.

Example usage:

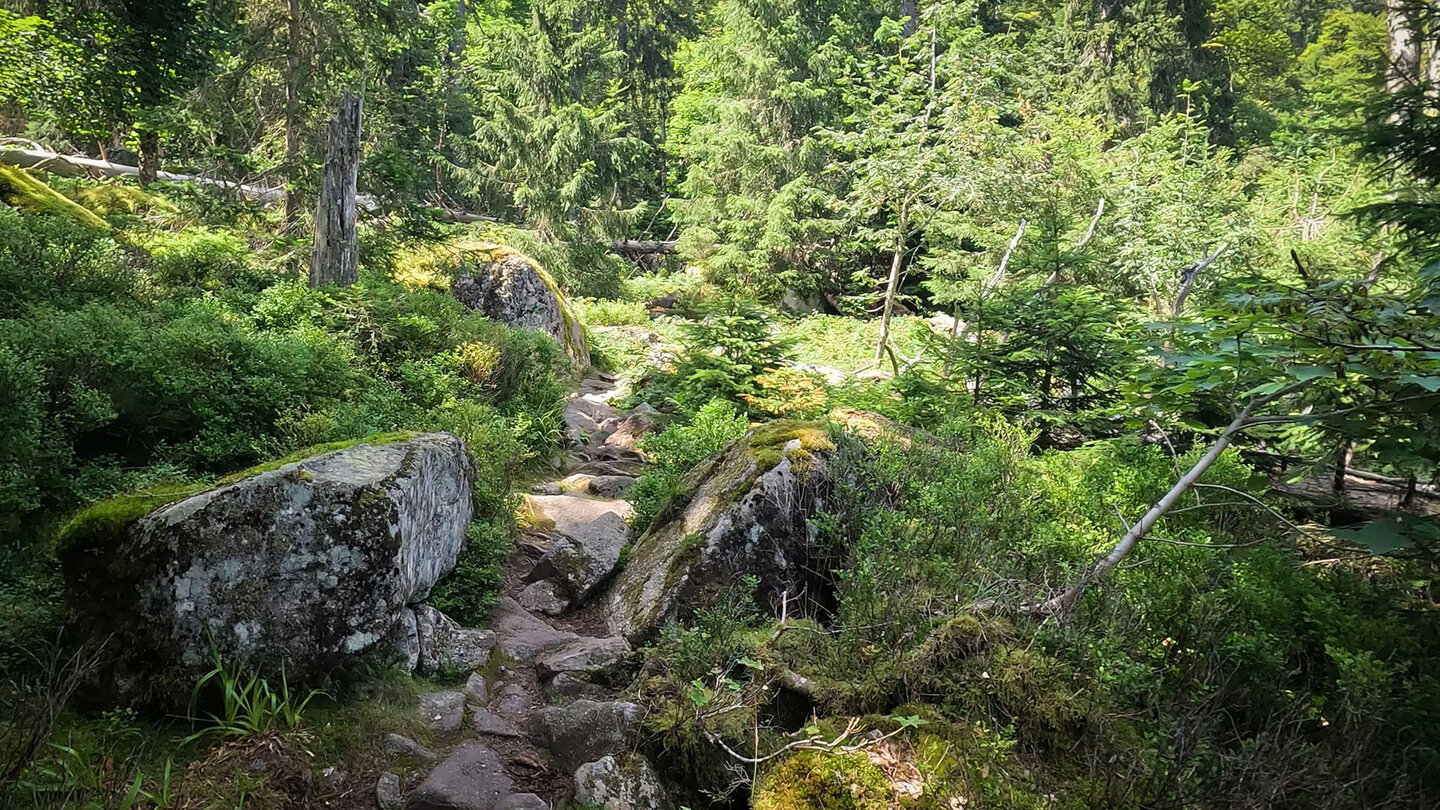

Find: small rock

[537,699,641,771]
[490,683,531,724]
[535,637,630,679]
[586,475,637,499]
[603,412,656,451]
[530,481,562,495]
[496,794,548,810]
[377,771,404,810]
[471,707,521,737]
[391,608,420,672]
[574,754,672,810]
[383,733,439,762]
[415,605,496,674]
[517,581,569,616]
[490,597,578,660]
[419,691,467,734]
[405,742,513,810]
[542,672,608,702]
[463,672,489,704]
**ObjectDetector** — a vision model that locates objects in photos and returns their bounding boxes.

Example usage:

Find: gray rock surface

[415,605,496,673]
[452,249,588,371]
[517,580,569,616]
[586,475,637,499]
[406,742,513,810]
[574,754,672,810]
[537,699,641,771]
[463,672,489,704]
[383,733,439,762]
[603,412,656,451]
[420,691,467,734]
[542,672,609,702]
[390,608,420,672]
[489,682,533,724]
[605,435,830,642]
[490,597,579,661]
[495,794,548,810]
[535,637,630,679]
[470,707,521,737]
[64,433,476,696]
[527,511,628,605]
[377,771,404,810]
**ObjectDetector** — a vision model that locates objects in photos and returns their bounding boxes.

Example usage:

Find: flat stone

[405,742,513,810]
[603,412,656,451]
[419,691,467,734]
[586,475,636,499]
[530,481,562,495]
[377,771,404,810]
[542,672,608,702]
[564,398,619,444]
[574,754,672,810]
[471,707,522,737]
[537,699,641,771]
[490,683,532,724]
[535,637,630,679]
[522,494,633,537]
[383,733,439,762]
[463,672,489,704]
[517,581,569,617]
[495,794,548,810]
[490,597,578,660]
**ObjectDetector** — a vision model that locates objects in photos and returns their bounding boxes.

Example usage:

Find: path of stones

[380,375,668,810]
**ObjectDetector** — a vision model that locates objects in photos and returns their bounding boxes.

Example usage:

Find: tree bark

[310,91,362,288]
[137,128,159,187]
[284,0,303,227]
[1386,0,1422,94]
[902,0,918,38]
[1037,380,1313,615]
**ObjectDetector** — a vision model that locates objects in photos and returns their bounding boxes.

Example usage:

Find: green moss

[67,183,179,216]
[0,165,111,230]
[753,751,892,810]
[745,419,835,473]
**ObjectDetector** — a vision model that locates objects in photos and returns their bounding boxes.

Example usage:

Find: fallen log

[611,239,678,255]
[1,144,672,257]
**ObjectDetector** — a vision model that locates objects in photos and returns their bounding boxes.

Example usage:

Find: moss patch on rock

[0,165,110,230]
[753,751,892,810]
[67,183,179,217]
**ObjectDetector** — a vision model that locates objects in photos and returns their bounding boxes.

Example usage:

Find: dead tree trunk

[1386,0,1422,95]
[874,197,910,369]
[310,91,362,288]
[284,0,303,227]
[137,129,159,187]
[1037,379,1315,615]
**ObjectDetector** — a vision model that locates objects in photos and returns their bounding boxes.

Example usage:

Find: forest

[1,0,1439,808]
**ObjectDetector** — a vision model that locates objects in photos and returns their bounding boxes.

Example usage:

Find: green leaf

[1399,375,1440,392]
[1287,365,1335,382]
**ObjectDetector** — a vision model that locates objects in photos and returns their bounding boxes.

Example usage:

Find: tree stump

[310,90,362,287]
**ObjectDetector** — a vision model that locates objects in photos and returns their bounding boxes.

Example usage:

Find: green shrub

[639,298,794,412]
[576,297,650,326]
[628,399,749,532]
[144,227,266,292]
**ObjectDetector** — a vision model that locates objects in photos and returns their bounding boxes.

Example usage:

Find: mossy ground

[753,751,892,810]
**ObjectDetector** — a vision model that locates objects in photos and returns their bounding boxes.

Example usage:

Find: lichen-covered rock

[527,511,628,606]
[604,422,834,642]
[415,605,496,674]
[574,753,673,810]
[537,699,641,771]
[535,637,630,679]
[420,691,468,734]
[406,742,513,810]
[517,580,569,616]
[59,433,475,701]
[436,242,588,371]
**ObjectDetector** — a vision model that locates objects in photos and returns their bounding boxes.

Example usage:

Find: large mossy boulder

[398,240,588,371]
[59,433,475,703]
[604,421,835,642]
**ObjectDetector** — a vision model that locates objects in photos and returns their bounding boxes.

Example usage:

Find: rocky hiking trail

[387,375,667,810]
